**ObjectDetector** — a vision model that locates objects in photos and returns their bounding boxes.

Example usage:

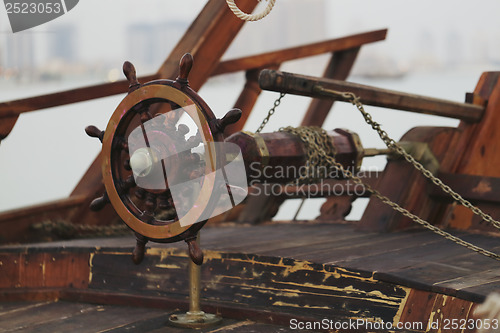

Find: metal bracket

[388,141,440,175]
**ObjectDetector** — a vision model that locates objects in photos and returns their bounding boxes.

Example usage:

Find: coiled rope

[226,0,276,21]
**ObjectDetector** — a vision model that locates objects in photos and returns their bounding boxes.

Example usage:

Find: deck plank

[0,301,316,333]
[0,301,44,316]
[0,301,96,332]
[5,301,168,333]
[2,222,500,301]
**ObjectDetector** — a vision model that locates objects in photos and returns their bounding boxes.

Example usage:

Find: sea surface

[0,66,495,221]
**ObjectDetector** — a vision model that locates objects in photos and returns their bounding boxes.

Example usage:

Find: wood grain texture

[448,72,500,231]
[259,70,485,122]
[0,195,86,243]
[212,30,387,76]
[300,47,361,127]
[89,248,407,324]
[0,252,89,289]
[1,222,498,331]
[358,127,461,232]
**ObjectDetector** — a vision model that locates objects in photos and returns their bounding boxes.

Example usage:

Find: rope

[226,0,276,21]
[32,220,131,238]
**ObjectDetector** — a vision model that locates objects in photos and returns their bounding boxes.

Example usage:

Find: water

[0,67,495,222]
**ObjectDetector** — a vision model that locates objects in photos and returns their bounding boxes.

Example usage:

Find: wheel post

[168,233,222,328]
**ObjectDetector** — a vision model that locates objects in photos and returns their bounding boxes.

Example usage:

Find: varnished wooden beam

[212,29,387,76]
[0,74,158,118]
[300,47,360,126]
[155,0,257,90]
[225,65,280,136]
[430,172,500,204]
[259,70,485,122]
[0,30,385,122]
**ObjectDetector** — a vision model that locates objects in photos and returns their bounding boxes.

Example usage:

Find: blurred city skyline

[1,0,500,83]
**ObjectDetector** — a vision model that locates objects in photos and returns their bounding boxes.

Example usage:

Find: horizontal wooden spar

[0,74,158,118]
[0,30,386,119]
[259,69,485,122]
[212,29,387,76]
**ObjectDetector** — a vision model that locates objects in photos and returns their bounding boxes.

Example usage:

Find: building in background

[126,20,189,73]
[225,0,327,76]
[2,32,35,81]
[48,25,77,63]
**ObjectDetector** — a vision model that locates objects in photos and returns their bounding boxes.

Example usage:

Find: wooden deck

[3,222,499,299]
[1,222,499,332]
[0,300,301,332]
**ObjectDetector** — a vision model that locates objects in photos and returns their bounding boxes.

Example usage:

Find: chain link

[255,92,286,133]
[279,126,336,184]
[256,88,500,259]
[280,125,500,260]
[335,89,500,231]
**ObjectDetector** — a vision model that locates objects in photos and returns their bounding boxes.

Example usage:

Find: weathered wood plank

[429,72,500,232]
[99,313,174,333]
[16,302,168,333]
[430,172,500,204]
[251,229,376,258]
[427,294,475,333]
[259,70,485,122]
[0,301,96,332]
[0,301,49,316]
[297,230,431,264]
[1,222,499,304]
[398,289,437,333]
[332,233,455,272]
[89,249,407,324]
[0,75,157,119]
[358,127,461,232]
[433,268,500,292]
[0,252,89,289]
[60,288,336,331]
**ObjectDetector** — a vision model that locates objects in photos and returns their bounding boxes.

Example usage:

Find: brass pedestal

[168,235,222,329]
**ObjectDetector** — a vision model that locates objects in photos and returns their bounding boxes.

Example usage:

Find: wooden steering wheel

[86,54,241,265]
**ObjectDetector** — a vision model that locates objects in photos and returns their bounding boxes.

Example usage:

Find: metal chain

[280,125,500,261]
[279,126,336,184]
[329,89,500,231]
[255,92,286,133]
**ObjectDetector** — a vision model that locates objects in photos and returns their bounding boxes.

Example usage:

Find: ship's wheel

[86,54,241,265]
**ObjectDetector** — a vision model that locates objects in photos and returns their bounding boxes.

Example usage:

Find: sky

[2,0,500,72]
[1,0,500,217]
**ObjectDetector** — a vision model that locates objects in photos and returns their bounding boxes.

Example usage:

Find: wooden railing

[0,0,388,243]
[2,4,498,240]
